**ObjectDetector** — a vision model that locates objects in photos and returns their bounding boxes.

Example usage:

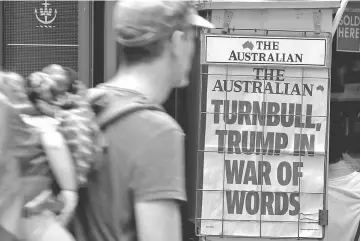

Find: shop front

[191,2,359,241]
[105,1,358,240]
[0,0,359,240]
[0,0,91,86]
[1,1,79,75]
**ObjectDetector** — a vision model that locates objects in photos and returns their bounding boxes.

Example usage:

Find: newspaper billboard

[197,35,330,238]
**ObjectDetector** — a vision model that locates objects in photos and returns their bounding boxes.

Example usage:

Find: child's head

[41,64,79,95]
[26,65,82,117]
[26,71,57,103]
[28,65,80,101]
[42,64,70,95]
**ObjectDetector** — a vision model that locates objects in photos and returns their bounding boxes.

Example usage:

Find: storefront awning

[193,0,342,10]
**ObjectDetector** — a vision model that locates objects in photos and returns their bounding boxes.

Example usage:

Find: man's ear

[169,30,184,59]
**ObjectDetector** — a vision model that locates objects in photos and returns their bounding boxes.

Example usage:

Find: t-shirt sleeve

[130,127,187,202]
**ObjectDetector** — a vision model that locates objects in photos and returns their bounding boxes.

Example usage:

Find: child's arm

[41,129,78,225]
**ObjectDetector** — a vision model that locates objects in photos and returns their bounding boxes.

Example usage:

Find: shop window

[3,1,78,76]
[331,1,360,164]
[331,1,360,98]
[92,1,105,86]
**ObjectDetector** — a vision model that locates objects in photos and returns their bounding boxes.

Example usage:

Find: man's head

[113,0,213,88]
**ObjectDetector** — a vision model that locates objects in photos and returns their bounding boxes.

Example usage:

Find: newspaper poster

[197,35,330,238]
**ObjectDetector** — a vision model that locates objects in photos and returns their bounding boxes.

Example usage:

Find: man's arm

[130,126,186,241]
[135,200,182,241]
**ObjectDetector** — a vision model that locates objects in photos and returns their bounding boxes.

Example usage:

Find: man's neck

[329,159,353,179]
[107,60,172,105]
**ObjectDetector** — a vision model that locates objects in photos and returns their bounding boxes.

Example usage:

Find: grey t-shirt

[73,91,187,241]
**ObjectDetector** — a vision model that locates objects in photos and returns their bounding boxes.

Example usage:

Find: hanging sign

[337,1,360,53]
[197,34,330,239]
[204,35,328,67]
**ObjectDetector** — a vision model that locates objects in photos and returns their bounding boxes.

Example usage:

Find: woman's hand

[57,190,78,226]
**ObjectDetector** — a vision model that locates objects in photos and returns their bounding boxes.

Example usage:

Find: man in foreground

[73,1,214,241]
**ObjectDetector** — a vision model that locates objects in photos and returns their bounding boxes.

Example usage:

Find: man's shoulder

[111,108,183,137]
[136,109,182,131]
[89,87,182,135]
[103,107,184,159]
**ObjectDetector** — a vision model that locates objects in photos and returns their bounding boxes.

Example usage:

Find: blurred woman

[0,67,100,241]
[0,72,25,241]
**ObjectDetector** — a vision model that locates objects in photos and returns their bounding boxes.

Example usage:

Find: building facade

[0,1,359,240]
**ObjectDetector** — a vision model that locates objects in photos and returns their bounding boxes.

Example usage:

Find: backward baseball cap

[113,0,214,47]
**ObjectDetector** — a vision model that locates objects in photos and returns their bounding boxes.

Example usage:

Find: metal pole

[78,1,92,87]
[104,1,117,82]
[0,1,4,69]
[332,0,350,38]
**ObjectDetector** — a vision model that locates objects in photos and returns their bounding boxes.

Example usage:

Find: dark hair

[328,113,346,164]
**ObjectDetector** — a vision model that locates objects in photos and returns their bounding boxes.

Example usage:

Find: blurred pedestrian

[1,67,100,241]
[0,70,76,241]
[0,73,24,241]
[72,1,213,241]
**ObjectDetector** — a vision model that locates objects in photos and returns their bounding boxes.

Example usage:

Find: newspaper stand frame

[194,26,333,239]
